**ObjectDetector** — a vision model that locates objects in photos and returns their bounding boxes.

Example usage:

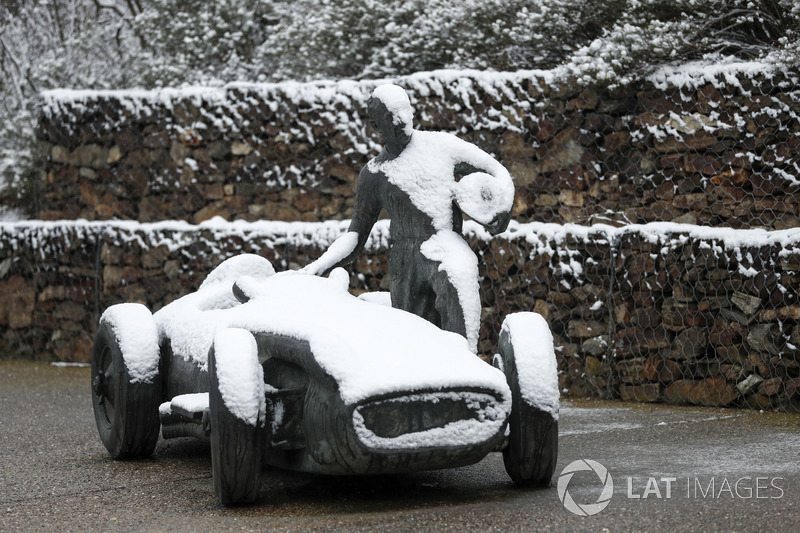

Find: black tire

[303,380,365,474]
[209,329,265,505]
[498,313,559,487]
[91,304,161,459]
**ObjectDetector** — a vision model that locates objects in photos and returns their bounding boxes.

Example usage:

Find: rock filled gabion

[36,64,800,229]
[2,219,799,411]
[2,64,799,410]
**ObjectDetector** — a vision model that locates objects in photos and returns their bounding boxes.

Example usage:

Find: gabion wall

[2,220,799,411]
[2,63,799,411]
[36,64,800,229]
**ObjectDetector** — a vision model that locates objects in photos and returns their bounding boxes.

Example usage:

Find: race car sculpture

[90,254,559,505]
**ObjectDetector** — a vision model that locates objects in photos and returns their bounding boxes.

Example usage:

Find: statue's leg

[429,260,474,350]
[416,232,481,353]
[389,241,441,327]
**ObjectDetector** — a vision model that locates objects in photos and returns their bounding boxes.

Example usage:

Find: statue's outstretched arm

[302,170,382,276]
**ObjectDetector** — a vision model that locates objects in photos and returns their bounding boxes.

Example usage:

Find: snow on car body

[90,254,558,505]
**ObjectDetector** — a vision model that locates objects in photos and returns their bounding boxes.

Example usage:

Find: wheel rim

[93,345,117,426]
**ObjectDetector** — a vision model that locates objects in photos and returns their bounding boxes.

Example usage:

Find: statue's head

[368,84,413,155]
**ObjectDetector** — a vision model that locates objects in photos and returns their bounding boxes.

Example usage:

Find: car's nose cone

[353,389,510,450]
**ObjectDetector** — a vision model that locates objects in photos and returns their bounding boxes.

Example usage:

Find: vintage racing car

[90,254,559,504]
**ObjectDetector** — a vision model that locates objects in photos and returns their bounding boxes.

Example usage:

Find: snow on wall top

[40,68,553,116]
[39,68,557,146]
[5,217,798,308]
[648,58,799,91]
[40,60,791,152]
[0,217,387,258]
[36,61,800,228]
[4,217,800,249]
[41,60,791,119]
[3,217,800,270]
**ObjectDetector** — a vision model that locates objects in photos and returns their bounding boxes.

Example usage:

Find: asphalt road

[1,360,799,532]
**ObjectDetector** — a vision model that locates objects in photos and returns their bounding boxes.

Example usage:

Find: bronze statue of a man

[304,84,514,353]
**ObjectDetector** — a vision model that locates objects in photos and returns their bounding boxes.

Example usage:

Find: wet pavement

[1,360,798,532]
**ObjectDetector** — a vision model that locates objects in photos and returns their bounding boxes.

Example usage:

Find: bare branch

[125,0,143,17]
[93,0,126,19]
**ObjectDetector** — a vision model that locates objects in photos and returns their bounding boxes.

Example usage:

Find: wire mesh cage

[3,65,800,410]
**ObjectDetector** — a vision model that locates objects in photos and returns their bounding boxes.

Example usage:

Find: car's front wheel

[91,303,162,459]
[209,328,266,505]
[496,312,559,487]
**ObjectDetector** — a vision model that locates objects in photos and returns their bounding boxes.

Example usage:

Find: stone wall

[4,64,800,411]
[36,64,800,230]
[2,220,799,411]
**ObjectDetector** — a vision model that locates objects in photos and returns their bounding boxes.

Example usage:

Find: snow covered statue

[303,84,514,353]
[88,84,559,506]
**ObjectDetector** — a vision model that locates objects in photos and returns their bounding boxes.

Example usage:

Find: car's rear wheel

[91,304,162,459]
[209,329,266,505]
[497,312,559,487]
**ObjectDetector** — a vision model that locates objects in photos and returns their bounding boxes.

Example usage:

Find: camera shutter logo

[557,459,614,516]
